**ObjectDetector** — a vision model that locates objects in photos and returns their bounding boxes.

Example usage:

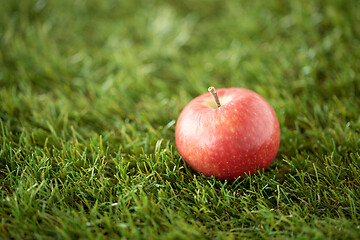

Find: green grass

[1,0,360,239]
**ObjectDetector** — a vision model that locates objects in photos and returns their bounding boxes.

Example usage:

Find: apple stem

[208,86,221,108]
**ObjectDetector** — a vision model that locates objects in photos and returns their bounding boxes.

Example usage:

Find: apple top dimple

[201,95,234,109]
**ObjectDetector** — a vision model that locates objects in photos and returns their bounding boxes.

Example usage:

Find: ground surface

[1,0,360,239]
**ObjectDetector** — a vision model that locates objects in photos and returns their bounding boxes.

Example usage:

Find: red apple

[175,87,280,181]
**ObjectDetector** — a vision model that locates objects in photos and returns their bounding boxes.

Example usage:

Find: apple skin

[175,88,280,181]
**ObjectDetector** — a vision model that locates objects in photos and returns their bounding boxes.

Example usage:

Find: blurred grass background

[0,0,360,239]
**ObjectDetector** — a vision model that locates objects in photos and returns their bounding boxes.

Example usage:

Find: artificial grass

[1,0,360,239]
